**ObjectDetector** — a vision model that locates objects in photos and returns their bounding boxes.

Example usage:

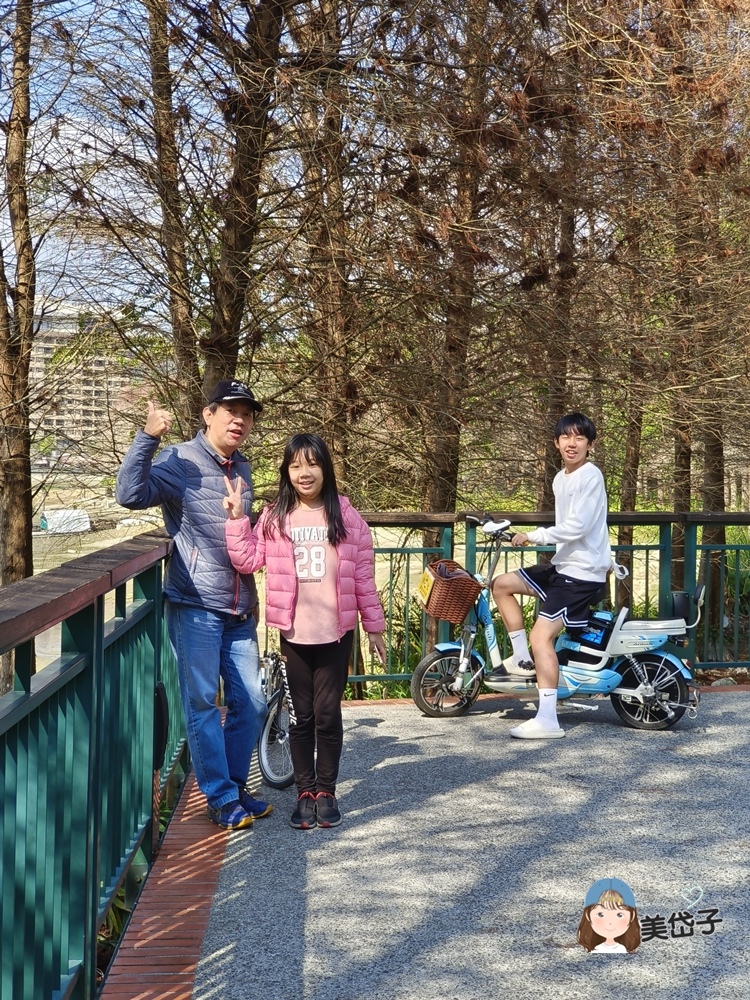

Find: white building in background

[28,303,143,459]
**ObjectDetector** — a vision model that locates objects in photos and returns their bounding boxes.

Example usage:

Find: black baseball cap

[207,379,263,413]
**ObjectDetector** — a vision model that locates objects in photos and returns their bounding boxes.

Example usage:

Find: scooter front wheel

[410,651,483,718]
[610,654,689,730]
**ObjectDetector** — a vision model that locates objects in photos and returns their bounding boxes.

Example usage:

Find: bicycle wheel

[258,689,295,788]
[610,654,689,731]
[410,650,483,718]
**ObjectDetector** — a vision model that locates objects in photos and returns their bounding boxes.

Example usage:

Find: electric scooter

[410,518,703,730]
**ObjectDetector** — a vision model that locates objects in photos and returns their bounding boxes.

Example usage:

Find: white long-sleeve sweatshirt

[525,462,612,582]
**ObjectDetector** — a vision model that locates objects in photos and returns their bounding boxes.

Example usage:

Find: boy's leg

[488,571,537,677]
[491,570,536,631]
[508,613,567,739]
[508,571,603,740]
[528,615,564,691]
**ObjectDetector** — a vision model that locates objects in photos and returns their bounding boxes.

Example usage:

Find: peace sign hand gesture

[223,475,245,520]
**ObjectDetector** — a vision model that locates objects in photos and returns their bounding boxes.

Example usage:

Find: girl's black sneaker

[290,791,317,829]
[315,792,342,828]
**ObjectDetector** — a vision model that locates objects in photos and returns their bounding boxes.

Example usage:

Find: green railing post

[683,520,698,665]
[438,524,453,644]
[133,564,162,862]
[12,641,33,694]
[683,520,698,595]
[658,522,673,618]
[464,519,477,577]
[62,599,104,1000]
[440,523,453,561]
[114,583,127,620]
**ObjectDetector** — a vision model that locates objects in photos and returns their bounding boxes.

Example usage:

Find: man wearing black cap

[116,379,271,831]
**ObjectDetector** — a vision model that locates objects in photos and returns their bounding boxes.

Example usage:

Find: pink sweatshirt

[225,496,386,639]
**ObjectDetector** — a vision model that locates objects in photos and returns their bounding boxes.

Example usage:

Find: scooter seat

[620,618,685,634]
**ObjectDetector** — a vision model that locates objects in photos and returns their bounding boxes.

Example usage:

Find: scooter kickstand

[565,701,600,712]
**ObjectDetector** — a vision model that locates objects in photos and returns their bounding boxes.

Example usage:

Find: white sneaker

[509,718,565,740]
[502,655,536,677]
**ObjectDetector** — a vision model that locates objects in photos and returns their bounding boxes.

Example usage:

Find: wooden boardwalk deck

[99,774,229,1000]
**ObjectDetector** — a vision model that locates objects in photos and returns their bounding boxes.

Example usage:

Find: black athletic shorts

[518,563,606,628]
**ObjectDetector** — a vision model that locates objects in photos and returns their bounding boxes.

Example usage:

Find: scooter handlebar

[464,515,514,541]
[481,519,513,536]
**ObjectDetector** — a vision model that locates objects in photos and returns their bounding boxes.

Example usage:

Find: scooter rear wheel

[610,654,689,730]
[411,651,483,718]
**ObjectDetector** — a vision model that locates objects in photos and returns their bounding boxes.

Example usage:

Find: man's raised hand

[144,400,173,438]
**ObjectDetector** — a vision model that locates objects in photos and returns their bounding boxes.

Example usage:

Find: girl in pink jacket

[224,433,386,830]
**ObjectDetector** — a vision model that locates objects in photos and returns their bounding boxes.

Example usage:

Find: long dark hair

[266,433,347,546]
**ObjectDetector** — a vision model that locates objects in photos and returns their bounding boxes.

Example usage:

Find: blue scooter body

[435,627,692,700]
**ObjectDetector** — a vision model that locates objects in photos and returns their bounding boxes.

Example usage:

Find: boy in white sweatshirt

[490,412,611,740]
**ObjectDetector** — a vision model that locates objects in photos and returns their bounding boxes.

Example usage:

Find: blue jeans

[167,602,266,809]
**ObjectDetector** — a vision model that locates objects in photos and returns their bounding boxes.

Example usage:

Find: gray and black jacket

[115,430,258,615]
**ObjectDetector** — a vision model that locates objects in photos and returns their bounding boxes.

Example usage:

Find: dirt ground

[694,667,750,686]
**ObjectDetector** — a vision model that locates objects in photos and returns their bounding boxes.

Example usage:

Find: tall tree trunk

[200,0,289,393]
[538,206,575,511]
[145,0,202,432]
[290,1,359,488]
[0,0,35,692]
[0,0,34,586]
[422,208,476,515]
[701,407,726,644]
[671,413,692,589]
[670,183,701,589]
[421,7,489,517]
[420,122,479,592]
[617,216,647,607]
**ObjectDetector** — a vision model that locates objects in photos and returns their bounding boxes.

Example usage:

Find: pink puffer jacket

[225,496,386,638]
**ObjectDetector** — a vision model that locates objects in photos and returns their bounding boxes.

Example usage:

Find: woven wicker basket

[418,559,483,624]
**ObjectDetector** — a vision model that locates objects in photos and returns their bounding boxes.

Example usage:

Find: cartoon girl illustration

[577,878,641,954]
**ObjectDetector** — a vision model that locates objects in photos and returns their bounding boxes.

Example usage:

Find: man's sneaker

[290,791,317,830]
[315,792,342,828]
[206,800,255,830]
[238,785,272,820]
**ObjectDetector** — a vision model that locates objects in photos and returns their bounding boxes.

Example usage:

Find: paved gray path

[194,692,749,1000]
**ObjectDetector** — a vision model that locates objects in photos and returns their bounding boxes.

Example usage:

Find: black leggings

[280,631,354,796]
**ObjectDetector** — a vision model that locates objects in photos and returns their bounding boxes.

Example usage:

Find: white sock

[535,688,559,728]
[509,629,531,663]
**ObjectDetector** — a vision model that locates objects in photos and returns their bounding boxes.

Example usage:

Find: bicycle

[410,517,702,730]
[257,650,295,788]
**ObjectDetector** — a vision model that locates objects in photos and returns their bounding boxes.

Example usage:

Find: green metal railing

[2,511,750,999]
[0,534,185,1000]
[684,514,750,668]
